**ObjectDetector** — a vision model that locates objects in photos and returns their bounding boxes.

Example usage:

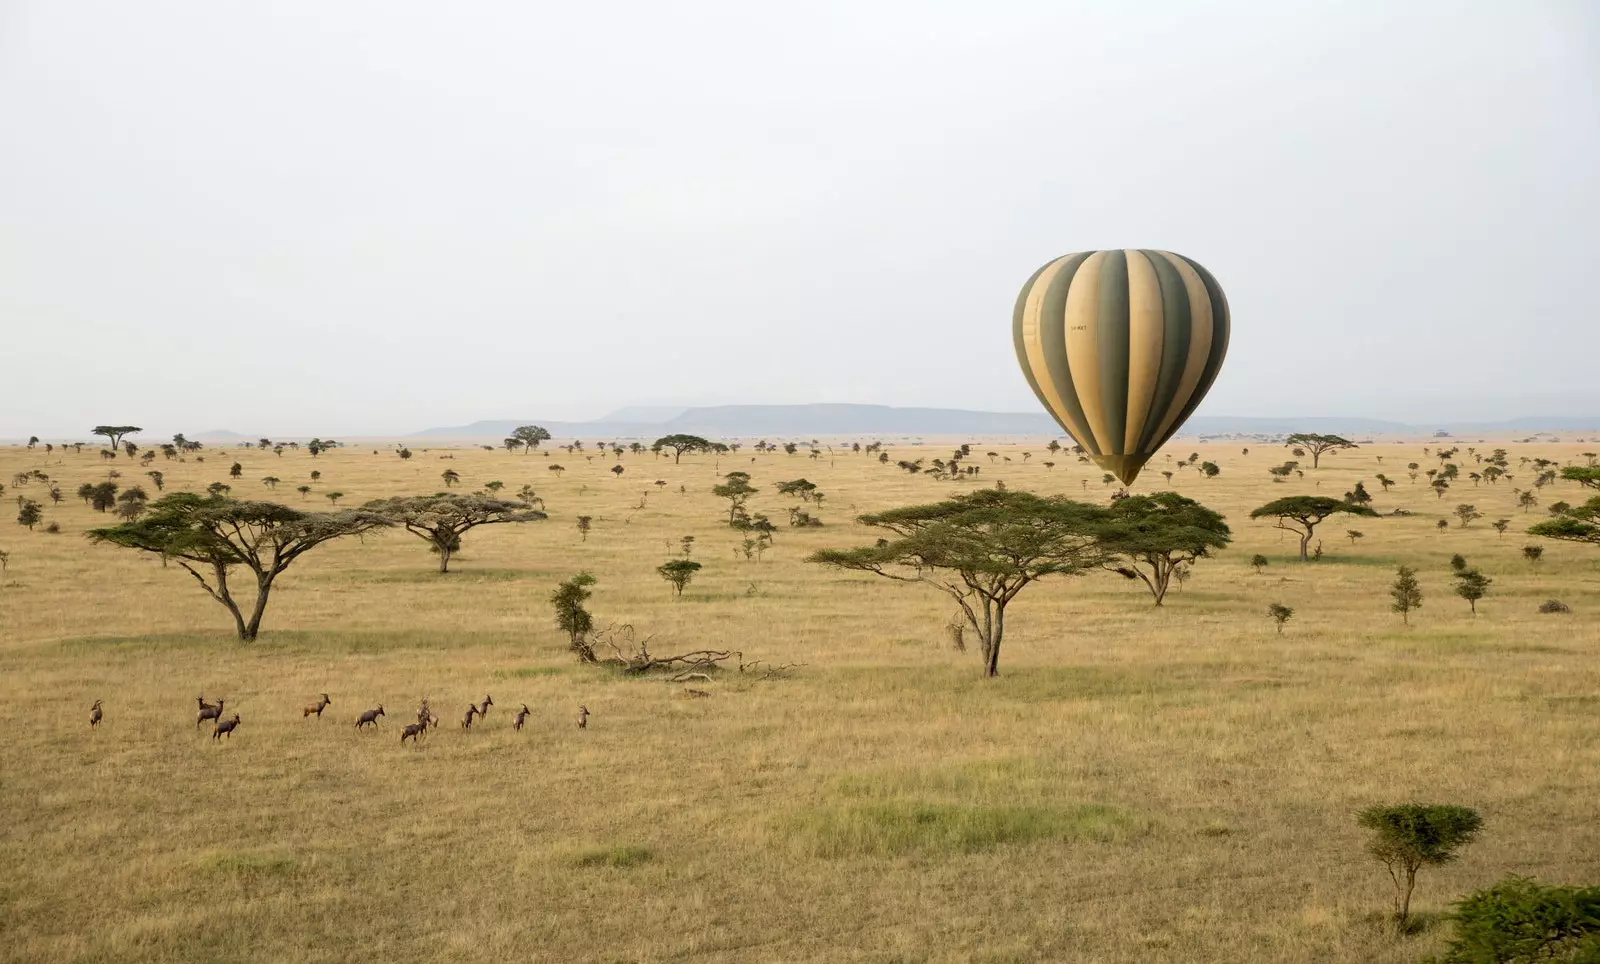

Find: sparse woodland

[1,432,1597,964]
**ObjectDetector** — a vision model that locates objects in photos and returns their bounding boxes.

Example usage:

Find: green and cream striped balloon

[1013,249,1230,485]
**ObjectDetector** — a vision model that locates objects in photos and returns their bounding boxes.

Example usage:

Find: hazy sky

[2,2,1596,438]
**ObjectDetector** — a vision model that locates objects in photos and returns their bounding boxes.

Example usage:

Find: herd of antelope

[87,694,593,743]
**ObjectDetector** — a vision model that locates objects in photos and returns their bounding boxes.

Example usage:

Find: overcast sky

[2,2,1595,438]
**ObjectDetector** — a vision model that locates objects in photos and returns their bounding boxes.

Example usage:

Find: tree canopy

[652,434,712,464]
[1099,492,1231,605]
[1560,466,1600,489]
[1284,433,1356,469]
[364,494,546,572]
[1250,495,1377,561]
[511,425,551,454]
[808,489,1109,676]
[88,493,389,640]
[91,425,142,450]
[1527,496,1600,546]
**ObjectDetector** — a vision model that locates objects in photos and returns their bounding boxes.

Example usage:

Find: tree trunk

[985,604,1005,677]
[211,563,252,641]
[438,542,452,573]
[1398,865,1417,927]
[1298,530,1311,561]
[242,573,274,641]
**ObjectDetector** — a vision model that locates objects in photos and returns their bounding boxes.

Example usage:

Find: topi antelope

[400,720,428,744]
[576,705,589,729]
[89,700,103,728]
[213,714,241,740]
[355,705,385,729]
[476,695,493,719]
[460,705,478,729]
[303,693,332,719]
[197,697,225,728]
[513,704,530,730]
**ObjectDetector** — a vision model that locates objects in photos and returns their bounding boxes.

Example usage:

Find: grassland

[1,437,1597,963]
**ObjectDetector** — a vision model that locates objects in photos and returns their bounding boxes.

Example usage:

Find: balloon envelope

[1013,249,1229,485]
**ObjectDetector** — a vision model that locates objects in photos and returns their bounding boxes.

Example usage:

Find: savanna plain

[1,437,1596,964]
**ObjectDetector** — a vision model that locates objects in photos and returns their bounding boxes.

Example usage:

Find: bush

[1537,599,1571,614]
[1432,875,1600,963]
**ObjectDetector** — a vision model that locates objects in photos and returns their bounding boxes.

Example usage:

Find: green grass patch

[196,850,298,877]
[570,843,654,868]
[337,567,537,584]
[784,801,1145,857]
[492,665,566,679]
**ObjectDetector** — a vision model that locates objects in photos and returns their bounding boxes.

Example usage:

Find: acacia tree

[1528,497,1600,546]
[1251,496,1378,561]
[1284,433,1356,469]
[1559,466,1600,489]
[365,494,546,572]
[88,493,389,640]
[91,425,142,451]
[652,434,712,464]
[808,489,1109,677]
[1099,492,1231,605]
[711,471,758,526]
[511,425,551,454]
[1357,804,1482,929]
[657,559,702,597]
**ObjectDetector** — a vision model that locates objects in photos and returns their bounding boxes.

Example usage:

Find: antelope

[400,720,428,744]
[303,693,332,719]
[460,705,478,729]
[197,697,225,728]
[475,695,493,720]
[89,700,103,728]
[355,705,385,729]
[513,704,530,730]
[576,704,589,729]
[213,714,241,740]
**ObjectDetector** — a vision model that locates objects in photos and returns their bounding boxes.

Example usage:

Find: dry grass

[1,437,1597,963]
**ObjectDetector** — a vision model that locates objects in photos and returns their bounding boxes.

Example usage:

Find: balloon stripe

[1011,258,1056,419]
[1142,253,1213,449]
[1095,250,1131,455]
[1063,251,1109,454]
[1135,250,1194,453]
[1122,250,1165,454]
[1032,253,1097,450]
[1156,255,1231,451]
[1016,257,1078,440]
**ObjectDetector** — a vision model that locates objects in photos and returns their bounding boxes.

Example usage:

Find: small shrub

[1537,599,1571,614]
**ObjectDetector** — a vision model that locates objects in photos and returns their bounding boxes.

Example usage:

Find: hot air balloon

[1013,249,1229,485]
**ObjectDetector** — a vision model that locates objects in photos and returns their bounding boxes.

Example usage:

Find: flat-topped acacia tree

[365,493,546,572]
[1099,492,1232,605]
[1251,495,1378,561]
[1284,433,1357,469]
[88,493,389,640]
[91,425,142,451]
[808,488,1110,677]
[652,434,712,464]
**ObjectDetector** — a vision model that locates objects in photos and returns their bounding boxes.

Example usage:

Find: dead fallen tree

[592,624,802,680]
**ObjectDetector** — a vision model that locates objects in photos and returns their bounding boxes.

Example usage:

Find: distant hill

[416,405,1600,439]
